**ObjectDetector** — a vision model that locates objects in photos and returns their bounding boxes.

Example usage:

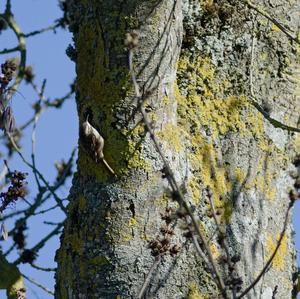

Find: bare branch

[31,80,47,190]
[7,133,67,213]
[30,263,55,272]
[138,256,161,299]
[23,23,60,38]
[0,13,26,103]
[248,25,300,133]
[22,273,54,295]
[242,0,300,44]
[0,46,20,55]
[13,222,63,265]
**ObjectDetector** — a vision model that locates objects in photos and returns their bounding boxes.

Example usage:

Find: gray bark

[55,0,300,298]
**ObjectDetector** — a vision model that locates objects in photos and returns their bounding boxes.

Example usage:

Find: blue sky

[0,1,299,298]
[0,1,76,298]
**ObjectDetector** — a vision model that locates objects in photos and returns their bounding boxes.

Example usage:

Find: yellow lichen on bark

[266,234,288,270]
[157,123,183,152]
[175,53,291,220]
[188,282,207,299]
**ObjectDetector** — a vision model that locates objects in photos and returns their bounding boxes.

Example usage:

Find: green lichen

[128,217,137,226]
[79,195,87,210]
[124,16,139,29]
[185,134,233,222]
[76,21,151,182]
[56,244,73,298]
[210,242,221,260]
[89,256,109,266]
[64,233,84,253]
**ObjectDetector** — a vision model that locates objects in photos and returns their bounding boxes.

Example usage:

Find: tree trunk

[55,0,300,298]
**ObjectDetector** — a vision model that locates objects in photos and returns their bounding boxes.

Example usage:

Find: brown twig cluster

[0,59,17,93]
[16,287,26,299]
[138,208,181,298]
[0,170,27,213]
[0,59,17,133]
[19,248,37,264]
[148,207,180,257]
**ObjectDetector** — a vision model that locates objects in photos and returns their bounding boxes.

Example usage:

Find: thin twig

[22,273,54,295]
[1,209,25,221]
[13,222,63,265]
[23,23,60,38]
[128,48,227,298]
[243,0,300,44]
[1,13,26,103]
[33,204,59,215]
[31,80,47,190]
[207,187,237,298]
[0,161,9,183]
[30,80,48,103]
[30,263,56,272]
[138,256,161,299]
[191,234,211,267]
[248,24,300,133]
[5,0,11,15]
[249,99,300,133]
[237,202,293,298]
[272,285,278,298]
[0,81,75,139]
[0,46,20,54]
[21,196,33,207]
[44,221,60,226]
[7,133,66,213]
[6,148,75,240]
[4,243,16,257]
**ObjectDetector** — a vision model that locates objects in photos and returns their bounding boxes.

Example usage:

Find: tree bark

[55,0,300,298]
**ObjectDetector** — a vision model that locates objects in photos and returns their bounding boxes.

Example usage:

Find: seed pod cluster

[148,207,181,257]
[0,59,17,92]
[0,170,27,213]
[0,59,18,133]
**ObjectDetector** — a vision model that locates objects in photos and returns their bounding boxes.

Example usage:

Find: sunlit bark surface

[56,1,300,298]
